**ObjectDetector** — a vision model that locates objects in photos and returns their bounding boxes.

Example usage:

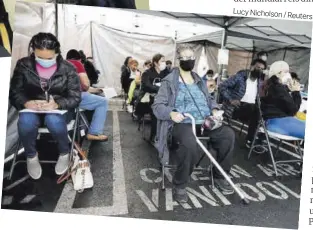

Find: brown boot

[87,134,108,142]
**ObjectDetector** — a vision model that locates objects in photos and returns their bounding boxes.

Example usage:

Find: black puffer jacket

[261,76,301,119]
[9,54,81,111]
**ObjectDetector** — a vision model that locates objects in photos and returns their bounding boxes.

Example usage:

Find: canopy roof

[123,10,312,50]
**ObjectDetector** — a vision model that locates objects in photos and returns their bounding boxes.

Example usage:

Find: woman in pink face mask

[261,61,305,139]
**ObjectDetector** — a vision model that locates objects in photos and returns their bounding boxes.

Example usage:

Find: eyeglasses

[179,56,196,61]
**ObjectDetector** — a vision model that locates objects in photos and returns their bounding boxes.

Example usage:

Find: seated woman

[152,46,235,203]
[137,53,166,144]
[121,56,133,95]
[9,33,81,180]
[261,61,305,139]
[127,59,141,113]
[66,49,109,142]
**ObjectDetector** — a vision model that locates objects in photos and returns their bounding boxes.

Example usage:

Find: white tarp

[6,1,56,158]
[91,23,176,92]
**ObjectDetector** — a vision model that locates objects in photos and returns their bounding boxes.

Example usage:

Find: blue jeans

[18,113,70,158]
[266,117,305,139]
[80,92,108,135]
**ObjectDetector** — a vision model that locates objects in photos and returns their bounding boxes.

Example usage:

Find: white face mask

[261,55,267,62]
[159,62,166,71]
[281,72,292,84]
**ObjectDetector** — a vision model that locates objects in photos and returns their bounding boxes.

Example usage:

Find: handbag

[180,76,223,134]
[57,142,94,193]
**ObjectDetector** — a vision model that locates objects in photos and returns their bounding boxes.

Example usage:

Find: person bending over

[261,61,304,139]
[9,33,81,180]
[66,49,109,142]
[152,47,235,203]
[219,59,266,148]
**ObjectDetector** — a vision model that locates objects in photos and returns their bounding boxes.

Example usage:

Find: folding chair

[248,95,304,177]
[8,109,82,181]
[122,91,128,111]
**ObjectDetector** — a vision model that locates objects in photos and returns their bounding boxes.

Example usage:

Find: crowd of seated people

[9,32,109,180]
[10,32,304,206]
[121,54,173,145]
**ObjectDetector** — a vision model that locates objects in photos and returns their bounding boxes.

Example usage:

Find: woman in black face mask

[152,47,236,203]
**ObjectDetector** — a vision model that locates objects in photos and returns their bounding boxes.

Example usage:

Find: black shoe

[246,139,267,154]
[173,187,188,203]
[214,179,234,195]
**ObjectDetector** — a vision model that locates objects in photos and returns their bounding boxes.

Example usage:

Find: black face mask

[251,69,262,79]
[180,60,195,71]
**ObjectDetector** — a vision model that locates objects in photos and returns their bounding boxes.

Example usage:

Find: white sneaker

[27,155,42,180]
[55,154,70,175]
[127,105,133,113]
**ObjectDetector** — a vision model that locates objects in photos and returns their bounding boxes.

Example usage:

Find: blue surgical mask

[35,56,57,68]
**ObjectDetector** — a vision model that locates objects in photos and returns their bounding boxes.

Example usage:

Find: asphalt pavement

[1,107,302,229]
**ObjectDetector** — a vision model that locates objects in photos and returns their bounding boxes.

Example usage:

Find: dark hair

[66,49,81,60]
[87,57,93,60]
[290,72,300,81]
[207,69,214,75]
[251,58,267,69]
[152,53,164,67]
[257,51,268,57]
[124,56,132,66]
[79,50,87,63]
[28,32,61,55]
[144,60,152,66]
[166,60,172,65]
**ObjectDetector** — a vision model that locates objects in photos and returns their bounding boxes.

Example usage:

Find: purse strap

[56,142,88,184]
[180,75,206,121]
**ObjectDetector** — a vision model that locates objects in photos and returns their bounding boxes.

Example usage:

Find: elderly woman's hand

[170,111,185,123]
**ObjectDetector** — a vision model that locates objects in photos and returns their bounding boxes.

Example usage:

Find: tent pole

[216,27,228,103]
[283,48,287,60]
[90,21,94,58]
[55,2,58,38]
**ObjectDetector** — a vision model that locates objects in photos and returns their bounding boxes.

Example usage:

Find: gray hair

[176,44,195,59]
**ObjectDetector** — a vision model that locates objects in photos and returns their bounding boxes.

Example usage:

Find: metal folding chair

[248,95,304,177]
[8,109,82,181]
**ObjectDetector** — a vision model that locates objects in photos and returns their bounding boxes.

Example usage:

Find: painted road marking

[54,110,128,215]
[20,195,36,204]
[2,196,13,205]
[3,175,30,191]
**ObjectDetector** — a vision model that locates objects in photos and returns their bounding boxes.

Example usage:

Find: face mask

[251,69,262,79]
[35,56,57,68]
[159,62,166,71]
[180,60,195,72]
[261,55,267,62]
[281,72,292,84]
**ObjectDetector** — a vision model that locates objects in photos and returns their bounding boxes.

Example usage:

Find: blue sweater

[175,82,211,124]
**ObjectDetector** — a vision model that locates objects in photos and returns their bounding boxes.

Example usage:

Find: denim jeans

[266,117,305,139]
[18,113,70,158]
[80,92,108,135]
